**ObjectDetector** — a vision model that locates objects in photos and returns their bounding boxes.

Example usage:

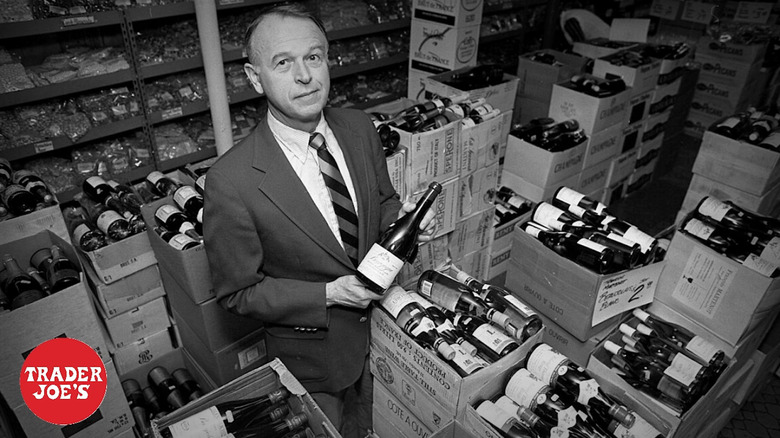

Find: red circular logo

[19,338,107,425]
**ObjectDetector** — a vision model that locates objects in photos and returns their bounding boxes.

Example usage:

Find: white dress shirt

[267,111,360,250]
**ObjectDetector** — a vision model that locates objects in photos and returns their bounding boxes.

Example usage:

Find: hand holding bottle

[397,198,437,243]
[325,275,383,308]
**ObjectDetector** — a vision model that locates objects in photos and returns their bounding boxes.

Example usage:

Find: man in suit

[203,4,434,437]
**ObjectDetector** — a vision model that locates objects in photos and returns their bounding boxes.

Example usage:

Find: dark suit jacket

[203,107,402,393]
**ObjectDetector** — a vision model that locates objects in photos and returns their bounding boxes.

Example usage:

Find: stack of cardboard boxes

[407,0,482,100]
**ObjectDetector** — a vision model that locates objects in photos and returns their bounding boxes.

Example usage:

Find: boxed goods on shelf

[424,67,520,114]
[583,122,622,169]
[502,129,587,188]
[592,51,661,97]
[152,358,339,438]
[412,0,484,27]
[515,49,588,102]
[693,130,780,197]
[83,259,164,318]
[603,177,629,206]
[549,77,631,135]
[112,326,177,376]
[95,294,171,350]
[410,20,480,72]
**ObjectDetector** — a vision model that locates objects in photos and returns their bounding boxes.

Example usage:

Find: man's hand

[326,275,384,308]
[398,200,437,243]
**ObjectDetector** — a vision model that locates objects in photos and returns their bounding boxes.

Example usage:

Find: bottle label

[762,131,780,149]
[577,238,608,253]
[555,187,585,208]
[435,318,456,334]
[73,224,91,247]
[170,234,199,250]
[568,205,587,218]
[622,227,655,253]
[504,295,535,317]
[550,427,570,438]
[358,244,404,290]
[380,287,416,319]
[533,203,563,228]
[685,336,720,363]
[683,218,714,240]
[664,353,703,387]
[718,117,740,129]
[742,254,779,277]
[477,404,513,432]
[606,232,636,247]
[451,343,487,374]
[146,171,164,184]
[418,279,461,312]
[168,406,227,438]
[760,237,780,265]
[472,323,515,354]
[461,118,477,128]
[697,198,729,222]
[527,345,569,386]
[156,204,178,223]
[576,378,599,405]
[96,210,123,234]
[85,176,106,189]
[525,226,542,238]
[556,405,578,430]
[174,186,200,207]
[410,316,436,337]
[408,292,436,309]
[506,369,547,408]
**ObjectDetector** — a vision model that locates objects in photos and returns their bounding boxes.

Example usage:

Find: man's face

[244,15,329,132]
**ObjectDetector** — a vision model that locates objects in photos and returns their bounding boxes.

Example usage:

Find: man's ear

[244,62,265,95]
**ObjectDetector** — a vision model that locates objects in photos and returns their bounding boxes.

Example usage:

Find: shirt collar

[267,110,328,155]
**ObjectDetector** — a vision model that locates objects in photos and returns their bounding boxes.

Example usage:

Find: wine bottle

[156,227,200,250]
[452,314,519,362]
[107,180,145,214]
[631,309,726,371]
[2,184,39,216]
[159,388,291,438]
[77,193,134,241]
[0,158,11,191]
[408,292,479,356]
[29,245,80,293]
[523,225,617,274]
[741,116,777,144]
[172,368,203,401]
[532,203,589,232]
[462,109,500,127]
[417,270,518,337]
[494,396,572,438]
[146,171,181,198]
[722,200,780,235]
[1,253,47,309]
[680,215,745,255]
[495,186,532,215]
[474,400,538,438]
[444,97,487,119]
[227,413,308,438]
[173,185,204,225]
[142,386,169,420]
[63,205,108,252]
[13,170,56,206]
[379,286,456,360]
[148,366,189,411]
[606,417,665,438]
[710,113,750,138]
[599,215,658,261]
[525,343,635,428]
[25,267,51,296]
[759,130,780,150]
[179,167,207,195]
[122,379,152,438]
[83,177,146,233]
[553,187,610,217]
[155,204,202,242]
[449,265,543,342]
[357,181,442,293]
[0,287,9,313]
[694,196,768,236]
[505,368,607,437]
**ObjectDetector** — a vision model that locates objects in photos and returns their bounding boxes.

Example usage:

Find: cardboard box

[693,78,755,109]
[624,90,652,126]
[499,169,580,204]
[620,121,643,154]
[577,158,611,196]
[572,38,637,59]
[448,207,494,261]
[97,295,171,349]
[684,110,716,139]
[9,359,132,438]
[625,162,656,195]
[689,93,739,121]
[516,49,588,102]
[453,245,490,281]
[396,233,450,289]
[490,209,526,253]
[607,149,639,187]
[513,96,550,126]
[176,309,268,387]
[412,177,458,239]
[654,231,780,346]
[649,77,681,116]
[425,69,520,114]
[117,347,215,395]
[412,0,483,27]
[505,227,664,341]
[653,51,693,87]
[696,35,768,65]
[679,174,780,218]
[456,164,499,220]
[410,20,479,72]
[83,260,164,318]
[140,197,214,304]
[80,231,156,284]
[370,307,543,422]
[372,381,434,438]
[372,364,445,434]
[536,311,617,368]
[459,111,511,174]
[549,79,631,135]
[693,130,780,196]
[641,111,669,145]
[386,146,408,201]
[696,53,763,87]
[603,177,629,206]
[593,53,661,97]
[0,203,68,246]
[153,358,339,437]
[502,133,587,188]
[112,327,176,375]
[161,267,265,350]
[583,122,622,169]
[395,119,460,195]
[408,66,436,101]
[485,244,512,283]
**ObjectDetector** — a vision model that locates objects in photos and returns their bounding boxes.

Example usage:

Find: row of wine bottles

[569,74,627,98]
[474,342,637,438]
[0,157,58,218]
[510,117,587,152]
[680,196,780,277]
[489,186,533,227]
[710,107,780,150]
[0,244,81,311]
[604,308,728,415]
[520,187,660,274]
[380,266,543,375]
[370,94,501,136]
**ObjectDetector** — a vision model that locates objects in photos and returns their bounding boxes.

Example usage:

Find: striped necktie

[309,132,360,267]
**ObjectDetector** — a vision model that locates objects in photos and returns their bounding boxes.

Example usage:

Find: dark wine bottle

[29,245,80,293]
[408,292,479,356]
[759,130,780,150]
[179,167,207,195]
[107,180,144,214]
[63,205,108,252]
[525,343,635,429]
[475,400,538,438]
[532,202,589,232]
[452,314,520,362]
[552,187,610,217]
[122,379,152,438]
[25,267,51,296]
[357,181,442,293]
[172,368,203,401]
[13,170,56,206]
[1,253,46,309]
[77,193,134,241]
[0,158,11,191]
[524,224,617,274]
[599,215,657,261]
[155,204,202,242]
[173,185,204,225]
[710,113,750,138]
[146,171,181,198]
[494,396,574,438]
[148,366,189,411]
[142,386,169,420]
[155,227,200,250]
[159,388,291,438]
[2,184,39,216]
[227,413,308,438]
[0,287,9,313]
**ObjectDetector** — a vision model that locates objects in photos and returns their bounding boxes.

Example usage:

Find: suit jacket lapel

[251,116,354,269]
